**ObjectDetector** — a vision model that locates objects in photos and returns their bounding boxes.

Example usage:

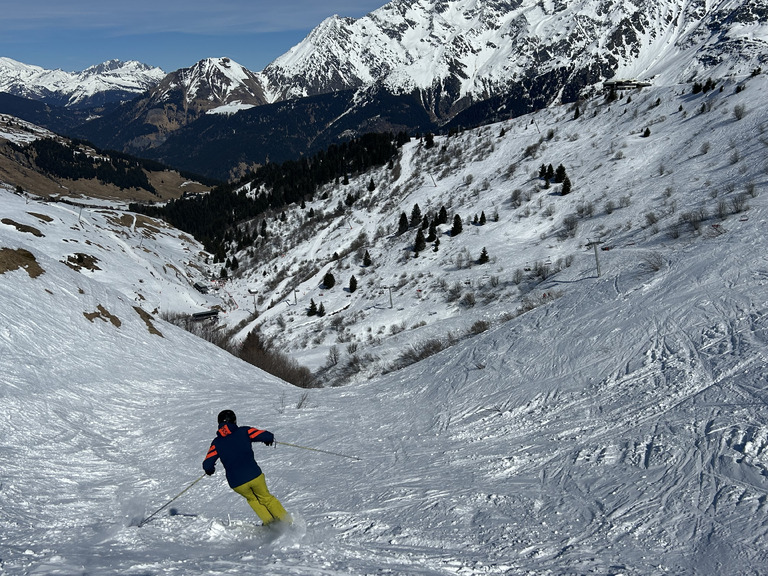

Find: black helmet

[217,409,237,425]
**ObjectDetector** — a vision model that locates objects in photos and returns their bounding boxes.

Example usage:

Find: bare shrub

[731,193,749,213]
[562,215,579,238]
[446,282,463,302]
[640,252,665,272]
[523,142,540,158]
[733,104,747,120]
[577,202,594,218]
[533,261,551,280]
[469,320,491,335]
[680,208,708,232]
[392,333,458,370]
[295,391,311,409]
[717,200,729,219]
[239,331,315,388]
[460,292,477,308]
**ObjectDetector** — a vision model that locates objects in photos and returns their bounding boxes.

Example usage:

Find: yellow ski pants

[232,473,290,525]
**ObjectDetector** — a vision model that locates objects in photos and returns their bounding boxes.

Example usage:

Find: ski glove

[205,468,215,475]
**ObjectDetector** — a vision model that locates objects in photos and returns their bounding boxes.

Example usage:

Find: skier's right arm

[202,441,218,475]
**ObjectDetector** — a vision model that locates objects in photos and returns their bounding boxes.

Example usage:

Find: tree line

[132,131,409,253]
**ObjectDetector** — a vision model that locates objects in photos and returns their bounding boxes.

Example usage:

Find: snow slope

[2,72,768,575]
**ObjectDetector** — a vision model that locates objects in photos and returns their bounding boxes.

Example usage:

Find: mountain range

[0,57,165,109]
[1,0,767,180]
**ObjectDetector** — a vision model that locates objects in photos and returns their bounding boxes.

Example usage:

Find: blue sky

[1,0,386,72]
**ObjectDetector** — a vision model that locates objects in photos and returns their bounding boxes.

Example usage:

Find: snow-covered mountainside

[52,0,767,180]
[0,57,165,109]
[2,67,768,574]
[71,57,270,152]
[262,0,768,116]
[155,57,267,113]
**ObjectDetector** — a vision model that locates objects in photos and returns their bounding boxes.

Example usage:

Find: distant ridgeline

[132,131,409,255]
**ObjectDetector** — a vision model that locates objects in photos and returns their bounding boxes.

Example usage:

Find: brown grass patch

[83,304,121,327]
[64,253,101,272]
[28,212,54,223]
[0,247,45,278]
[133,306,163,337]
[102,212,164,239]
[1,218,44,237]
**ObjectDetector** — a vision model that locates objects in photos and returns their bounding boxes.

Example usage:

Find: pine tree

[323,272,336,289]
[451,214,463,236]
[478,247,490,264]
[308,299,318,316]
[433,238,440,252]
[318,302,326,317]
[561,176,572,196]
[438,206,448,225]
[479,211,487,226]
[230,255,239,270]
[349,275,357,293]
[363,250,372,267]
[545,164,555,182]
[426,220,437,242]
[398,212,409,235]
[410,203,422,228]
[554,164,567,184]
[425,132,435,149]
[368,178,376,192]
[414,228,427,252]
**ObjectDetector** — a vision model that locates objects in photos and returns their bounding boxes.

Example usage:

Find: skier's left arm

[247,427,274,446]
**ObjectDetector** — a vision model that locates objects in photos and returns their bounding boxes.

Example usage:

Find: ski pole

[137,473,206,527]
[275,440,361,461]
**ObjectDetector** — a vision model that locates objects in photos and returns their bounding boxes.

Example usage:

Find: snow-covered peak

[0,57,165,108]
[262,0,768,112]
[156,57,266,108]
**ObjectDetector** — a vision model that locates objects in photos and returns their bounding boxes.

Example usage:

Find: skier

[203,409,291,525]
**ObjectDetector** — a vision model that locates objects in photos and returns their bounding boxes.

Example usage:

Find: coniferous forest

[132,131,408,253]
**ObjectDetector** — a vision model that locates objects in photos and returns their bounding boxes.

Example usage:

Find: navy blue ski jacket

[202,422,275,488]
